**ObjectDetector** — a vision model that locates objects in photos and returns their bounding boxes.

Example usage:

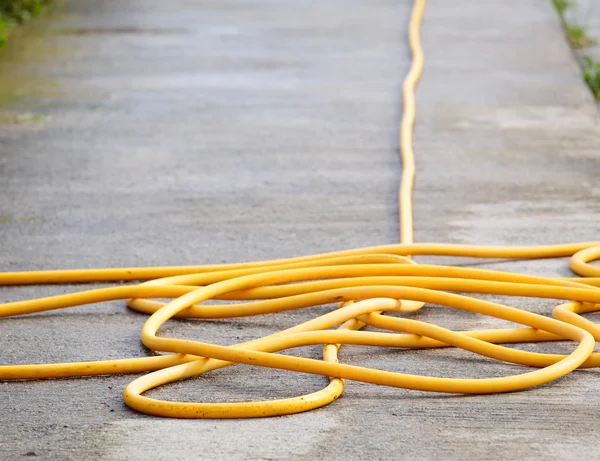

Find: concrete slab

[1,0,599,459]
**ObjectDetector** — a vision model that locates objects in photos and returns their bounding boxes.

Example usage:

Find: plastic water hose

[1,0,599,418]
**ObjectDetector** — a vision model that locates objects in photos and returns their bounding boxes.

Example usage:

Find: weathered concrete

[0,0,599,459]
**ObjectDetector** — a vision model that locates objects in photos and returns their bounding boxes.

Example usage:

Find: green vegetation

[552,0,596,49]
[552,0,600,100]
[552,0,572,16]
[582,55,600,99]
[0,0,51,47]
[565,23,597,48]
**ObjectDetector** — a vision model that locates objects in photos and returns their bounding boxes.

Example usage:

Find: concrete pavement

[1,0,599,459]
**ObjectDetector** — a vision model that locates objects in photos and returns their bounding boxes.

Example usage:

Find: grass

[552,0,572,16]
[582,55,600,99]
[552,0,600,100]
[565,23,597,48]
[0,0,51,47]
[552,0,596,49]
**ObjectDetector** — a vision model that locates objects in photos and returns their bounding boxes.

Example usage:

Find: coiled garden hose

[1,0,600,418]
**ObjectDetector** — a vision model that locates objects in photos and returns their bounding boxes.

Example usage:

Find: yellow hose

[1,0,600,419]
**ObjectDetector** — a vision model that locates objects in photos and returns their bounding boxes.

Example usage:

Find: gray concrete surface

[1,0,599,459]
